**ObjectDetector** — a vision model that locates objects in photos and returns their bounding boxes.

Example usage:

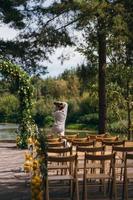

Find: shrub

[0,94,19,122]
[107,120,128,134]
[44,115,54,127]
[77,113,98,125]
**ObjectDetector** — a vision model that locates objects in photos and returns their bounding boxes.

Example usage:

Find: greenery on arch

[0,60,37,148]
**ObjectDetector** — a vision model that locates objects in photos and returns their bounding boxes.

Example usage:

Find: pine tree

[0,0,73,75]
[45,0,131,134]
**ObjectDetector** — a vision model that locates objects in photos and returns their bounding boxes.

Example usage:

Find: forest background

[0,0,133,137]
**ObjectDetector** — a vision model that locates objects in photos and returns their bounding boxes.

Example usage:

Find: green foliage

[66,123,87,130]
[0,1,73,75]
[77,113,98,125]
[0,60,35,148]
[32,98,54,127]
[0,94,19,122]
[67,98,80,123]
[0,0,26,29]
[107,120,128,135]
[0,61,132,136]
[66,123,97,132]
[79,92,98,114]
[0,0,133,137]
[44,116,54,127]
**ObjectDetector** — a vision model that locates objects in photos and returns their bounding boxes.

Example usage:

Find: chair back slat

[48,154,77,163]
[72,140,94,147]
[87,134,97,139]
[47,138,61,143]
[77,145,105,153]
[125,153,133,160]
[48,141,65,147]
[48,146,72,154]
[73,137,88,142]
[102,140,125,146]
[113,146,133,152]
[85,152,115,161]
[64,134,79,139]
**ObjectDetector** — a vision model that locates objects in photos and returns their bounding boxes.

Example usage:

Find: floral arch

[0,60,36,148]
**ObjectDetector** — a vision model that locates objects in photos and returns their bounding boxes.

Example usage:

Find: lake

[0,124,95,140]
[0,124,18,140]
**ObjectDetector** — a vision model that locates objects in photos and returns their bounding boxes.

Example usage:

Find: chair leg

[109,179,113,199]
[70,180,73,198]
[122,178,125,200]
[45,178,49,200]
[107,165,112,193]
[122,170,128,200]
[72,179,79,200]
[124,178,128,200]
[113,177,117,200]
[76,179,79,200]
[71,180,75,200]
[103,180,106,197]
[109,178,117,200]
[120,167,123,181]
[82,178,87,200]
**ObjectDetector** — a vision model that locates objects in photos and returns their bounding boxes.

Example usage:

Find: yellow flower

[32,160,39,170]
[28,137,33,144]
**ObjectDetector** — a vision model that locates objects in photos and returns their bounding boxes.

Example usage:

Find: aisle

[0,142,30,200]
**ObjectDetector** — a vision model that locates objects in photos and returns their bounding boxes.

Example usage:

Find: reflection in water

[0,124,18,140]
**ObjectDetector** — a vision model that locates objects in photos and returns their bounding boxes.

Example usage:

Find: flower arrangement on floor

[24,132,48,200]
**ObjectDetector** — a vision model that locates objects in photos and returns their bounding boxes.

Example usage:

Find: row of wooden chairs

[47,133,119,143]
[46,152,116,200]
[45,144,133,200]
[47,133,120,145]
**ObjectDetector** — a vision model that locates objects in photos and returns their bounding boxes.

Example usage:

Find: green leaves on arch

[0,60,36,148]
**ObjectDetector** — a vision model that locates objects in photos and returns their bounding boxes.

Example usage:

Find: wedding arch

[0,60,35,148]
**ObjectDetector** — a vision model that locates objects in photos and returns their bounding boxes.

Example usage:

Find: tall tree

[106,0,133,139]
[72,0,129,134]
[32,0,131,135]
[0,0,73,75]
[123,0,133,140]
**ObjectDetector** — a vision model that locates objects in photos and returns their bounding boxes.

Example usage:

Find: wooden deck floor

[0,142,133,200]
[0,143,30,200]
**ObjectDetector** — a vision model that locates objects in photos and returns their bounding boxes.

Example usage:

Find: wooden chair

[122,153,133,200]
[64,133,79,140]
[48,146,73,173]
[97,136,119,142]
[48,141,65,148]
[47,137,61,143]
[94,133,110,140]
[72,140,95,154]
[72,140,95,147]
[76,146,105,174]
[112,146,133,181]
[45,154,79,200]
[64,134,79,145]
[82,153,117,200]
[87,134,97,140]
[102,141,125,192]
[102,140,125,153]
[73,137,88,142]
[48,146,72,156]
[103,136,119,141]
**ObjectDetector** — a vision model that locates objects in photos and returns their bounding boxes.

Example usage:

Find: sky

[0,25,85,78]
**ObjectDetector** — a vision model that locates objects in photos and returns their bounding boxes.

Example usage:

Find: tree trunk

[126,81,131,140]
[98,20,107,134]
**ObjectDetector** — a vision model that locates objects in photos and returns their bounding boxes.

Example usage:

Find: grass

[66,123,97,131]
[66,123,128,139]
[66,123,97,137]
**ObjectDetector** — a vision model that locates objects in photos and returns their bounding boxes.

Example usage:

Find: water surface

[0,124,18,140]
